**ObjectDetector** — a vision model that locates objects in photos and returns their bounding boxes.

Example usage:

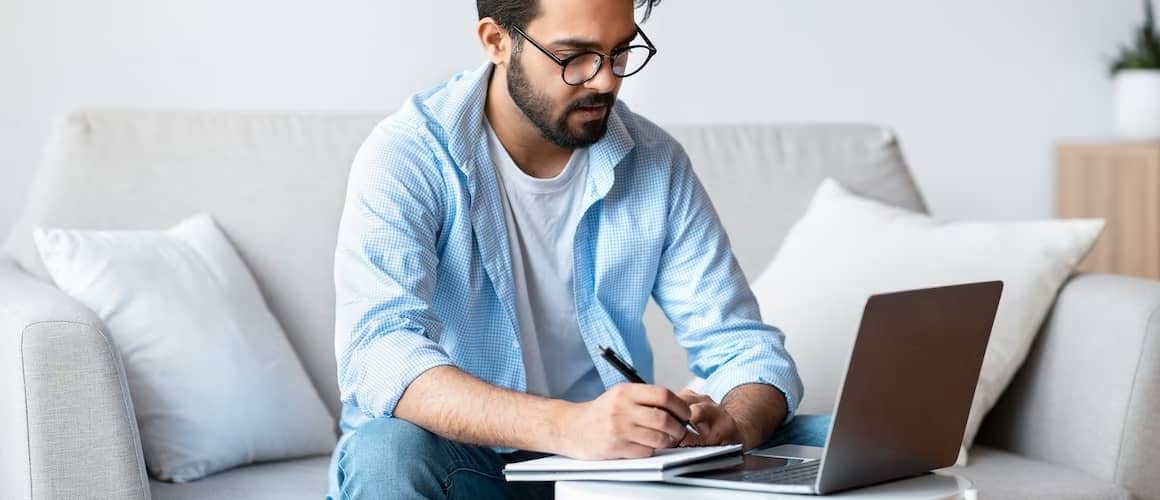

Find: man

[328,0,827,498]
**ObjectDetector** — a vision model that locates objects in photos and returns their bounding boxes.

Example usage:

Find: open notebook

[503,444,744,482]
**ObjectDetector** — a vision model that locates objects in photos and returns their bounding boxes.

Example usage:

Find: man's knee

[350,417,441,455]
[336,418,450,497]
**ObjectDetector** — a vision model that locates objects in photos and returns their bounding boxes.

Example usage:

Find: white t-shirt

[484,119,604,403]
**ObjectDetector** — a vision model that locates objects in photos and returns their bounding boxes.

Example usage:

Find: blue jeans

[327,415,832,499]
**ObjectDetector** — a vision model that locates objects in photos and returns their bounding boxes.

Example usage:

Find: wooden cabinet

[1056,142,1160,279]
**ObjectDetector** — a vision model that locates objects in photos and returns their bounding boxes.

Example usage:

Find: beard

[507,50,615,149]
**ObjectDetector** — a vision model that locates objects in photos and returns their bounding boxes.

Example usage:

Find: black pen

[598,345,701,436]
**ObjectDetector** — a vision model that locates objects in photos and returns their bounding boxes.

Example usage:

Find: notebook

[503,444,744,482]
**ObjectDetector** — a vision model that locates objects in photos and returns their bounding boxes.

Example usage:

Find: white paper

[503,444,743,473]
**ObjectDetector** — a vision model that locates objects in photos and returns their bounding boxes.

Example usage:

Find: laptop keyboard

[740,460,820,485]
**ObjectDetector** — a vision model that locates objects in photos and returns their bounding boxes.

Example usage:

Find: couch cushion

[976,273,1160,497]
[33,214,337,481]
[149,455,329,500]
[3,110,382,420]
[946,446,1129,500]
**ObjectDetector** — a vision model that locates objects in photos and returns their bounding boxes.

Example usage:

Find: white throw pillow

[33,214,336,482]
[751,179,1102,464]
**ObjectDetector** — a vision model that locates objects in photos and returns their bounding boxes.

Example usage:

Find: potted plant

[1111,0,1160,138]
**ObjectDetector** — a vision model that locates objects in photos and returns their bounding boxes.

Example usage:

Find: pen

[598,345,701,437]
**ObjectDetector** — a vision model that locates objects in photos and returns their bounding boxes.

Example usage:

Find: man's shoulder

[370,96,444,152]
[350,102,449,190]
[358,111,438,167]
[371,65,487,149]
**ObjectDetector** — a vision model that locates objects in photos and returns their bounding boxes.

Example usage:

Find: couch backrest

[3,109,926,418]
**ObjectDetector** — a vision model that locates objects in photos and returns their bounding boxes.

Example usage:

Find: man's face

[506,0,638,149]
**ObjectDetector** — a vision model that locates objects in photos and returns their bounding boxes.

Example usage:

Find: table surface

[555,471,975,500]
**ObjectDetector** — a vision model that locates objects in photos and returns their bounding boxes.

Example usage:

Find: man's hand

[556,384,693,460]
[676,384,789,450]
[673,389,753,448]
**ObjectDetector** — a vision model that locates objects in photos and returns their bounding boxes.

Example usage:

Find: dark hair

[477,0,661,30]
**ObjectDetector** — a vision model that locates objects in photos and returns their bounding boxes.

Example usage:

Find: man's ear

[477,17,508,66]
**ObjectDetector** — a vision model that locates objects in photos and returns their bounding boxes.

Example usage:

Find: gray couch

[1,109,1157,500]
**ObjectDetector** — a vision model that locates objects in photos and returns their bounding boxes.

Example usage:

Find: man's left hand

[674,389,757,448]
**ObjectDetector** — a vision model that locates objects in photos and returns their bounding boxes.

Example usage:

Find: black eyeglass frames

[509,24,658,86]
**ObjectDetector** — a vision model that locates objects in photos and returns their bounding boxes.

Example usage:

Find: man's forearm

[721,383,789,450]
[393,365,573,454]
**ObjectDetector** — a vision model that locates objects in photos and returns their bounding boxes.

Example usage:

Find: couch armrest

[977,272,1160,499]
[0,256,150,500]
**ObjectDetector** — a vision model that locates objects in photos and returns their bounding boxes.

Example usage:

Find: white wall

[0,0,1146,237]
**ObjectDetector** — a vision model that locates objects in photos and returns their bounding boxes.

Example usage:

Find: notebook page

[503,444,742,472]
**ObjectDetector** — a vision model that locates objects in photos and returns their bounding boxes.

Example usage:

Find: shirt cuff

[351,335,456,419]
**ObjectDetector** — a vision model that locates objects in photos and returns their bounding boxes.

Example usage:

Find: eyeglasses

[509,24,658,86]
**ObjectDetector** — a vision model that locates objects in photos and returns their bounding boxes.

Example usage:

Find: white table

[556,472,975,500]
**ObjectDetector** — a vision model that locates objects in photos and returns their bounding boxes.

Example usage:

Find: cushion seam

[1111,299,1160,485]
[20,324,33,500]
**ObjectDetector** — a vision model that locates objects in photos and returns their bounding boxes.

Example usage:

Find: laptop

[666,280,1003,495]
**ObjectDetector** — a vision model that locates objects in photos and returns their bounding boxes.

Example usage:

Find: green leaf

[1110,0,1160,75]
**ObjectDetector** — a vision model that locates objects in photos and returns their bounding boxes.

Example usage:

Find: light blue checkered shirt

[334,62,803,446]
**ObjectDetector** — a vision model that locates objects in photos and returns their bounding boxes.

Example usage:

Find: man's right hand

[555,383,693,460]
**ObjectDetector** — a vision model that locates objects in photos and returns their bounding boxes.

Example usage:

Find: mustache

[565,94,616,113]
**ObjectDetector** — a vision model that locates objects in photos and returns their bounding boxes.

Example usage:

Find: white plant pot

[1115,69,1160,139]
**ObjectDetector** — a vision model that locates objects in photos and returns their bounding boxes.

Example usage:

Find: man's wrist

[727,410,766,449]
[542,399,577,455]
[721,383,788,449]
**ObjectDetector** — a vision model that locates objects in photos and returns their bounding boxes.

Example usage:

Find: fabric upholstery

[0,257,150,500]
[948,446,1130,499]
[3,110,383,420]
[34,214,337,482]
[149,456,330,500]
[978,273,1160,499]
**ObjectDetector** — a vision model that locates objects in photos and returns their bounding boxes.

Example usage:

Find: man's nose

[583,59,619,94]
